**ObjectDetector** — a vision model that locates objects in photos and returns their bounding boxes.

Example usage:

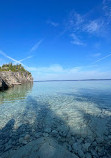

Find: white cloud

[19,56,33,62]
[70,33,85,46]
[0,50,31,70]
[84,20,100,33]
[92,53,101,57]
[94,53,111,63]
[69,12,84,29]
[0,50,24,65]
[30,40,43,52]
[103,0,111,21]
[29,64,111,80]
[12,56,33,65]
[47,20,59,27]
[67,10,106,38]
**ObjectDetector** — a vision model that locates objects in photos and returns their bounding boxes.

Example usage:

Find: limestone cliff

[0,71,33,90]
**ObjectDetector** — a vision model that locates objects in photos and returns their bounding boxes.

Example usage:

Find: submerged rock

[51,130,58,137]
[24,134,30,141]
[1,137,79,158]
[83,142,91,151]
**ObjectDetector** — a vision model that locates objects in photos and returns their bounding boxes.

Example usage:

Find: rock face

[0,71,33,90]
[0,77,2,88]
[1,137,79,158]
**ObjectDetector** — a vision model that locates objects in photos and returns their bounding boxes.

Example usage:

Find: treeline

[0,63,31,75]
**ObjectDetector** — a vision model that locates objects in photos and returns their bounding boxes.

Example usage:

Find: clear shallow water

[0,81,111,157]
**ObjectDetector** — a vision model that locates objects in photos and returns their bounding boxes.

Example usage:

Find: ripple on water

[0,81,111,157]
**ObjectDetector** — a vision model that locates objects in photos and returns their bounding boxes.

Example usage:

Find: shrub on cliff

[0,63,31,75]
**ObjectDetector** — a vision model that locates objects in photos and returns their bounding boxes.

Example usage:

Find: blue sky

[0,0,111,80]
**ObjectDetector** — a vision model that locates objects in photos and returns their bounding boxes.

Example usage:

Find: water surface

[0,81,111,157]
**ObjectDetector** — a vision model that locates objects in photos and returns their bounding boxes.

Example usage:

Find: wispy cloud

[70,33,85,46]
[69,11,104,34]
[92,53,101,57]
[30,39,43,52]
[19,56,33,62]
[103,0,111,23]
[12,56,33,65]
[30,64,111,80]
[64,4,111,43]
[94,53,111,63]
[47,20,59,27]
[0,50,30,69]
[84,20,101,33]
[0,39,43,70]
[69,11,84,31]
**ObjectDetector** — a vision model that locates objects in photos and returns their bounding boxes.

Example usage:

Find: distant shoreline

[34,79,111,82]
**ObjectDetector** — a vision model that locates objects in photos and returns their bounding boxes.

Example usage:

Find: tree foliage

[0,63,31,75]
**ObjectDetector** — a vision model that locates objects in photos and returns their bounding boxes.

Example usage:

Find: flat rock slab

[1,137,79,158]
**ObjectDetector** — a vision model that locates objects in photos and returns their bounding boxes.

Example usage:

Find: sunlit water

[0,81,111,157]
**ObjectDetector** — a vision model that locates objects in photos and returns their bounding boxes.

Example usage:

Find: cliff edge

[0,64,33,90]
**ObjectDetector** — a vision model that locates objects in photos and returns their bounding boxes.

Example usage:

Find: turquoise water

[0,81,111,157]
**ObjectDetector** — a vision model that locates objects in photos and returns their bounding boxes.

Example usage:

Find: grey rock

[59,137,66,143]
[96,138,103,144]
[35,132,42,138]
[43,133,49,137]
[1,137,79,158]
[77,138,83,144]
[51,130,58,137]
[19,138,24,144]
[83,142,91,151]
[0,77,2,89]
[0,71,33,90]
[92,141,97,147]
[72,143,79,153]
[37,142,78,158]
[4,144,12,152]
[24,134,30,141]
[72,142,85,158]
[69,139,74,145]
[78,149,85,158]
[63,142,68,149]
[58,125,69,137]
[85,152,92,158]
[67,144,72,152]
[44,128,51,133]
[91,149,98,157]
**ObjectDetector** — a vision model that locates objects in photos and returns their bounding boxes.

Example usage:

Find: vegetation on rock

[0,63,31,75]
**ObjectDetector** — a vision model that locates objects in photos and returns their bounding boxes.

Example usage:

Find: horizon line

[34,79,111,82]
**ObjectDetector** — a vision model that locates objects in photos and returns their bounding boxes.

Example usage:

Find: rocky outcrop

[0,71,33,90]
[0,77,2,88]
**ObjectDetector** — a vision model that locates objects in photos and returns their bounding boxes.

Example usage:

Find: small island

[0,63,33,90]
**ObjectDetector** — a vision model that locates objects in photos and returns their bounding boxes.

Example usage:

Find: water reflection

[0,82,33,104]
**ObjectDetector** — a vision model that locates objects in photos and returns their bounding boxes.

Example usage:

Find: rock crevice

[0,71,33,90]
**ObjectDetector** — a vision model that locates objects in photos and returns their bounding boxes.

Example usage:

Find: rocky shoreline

[0,71,33,90]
